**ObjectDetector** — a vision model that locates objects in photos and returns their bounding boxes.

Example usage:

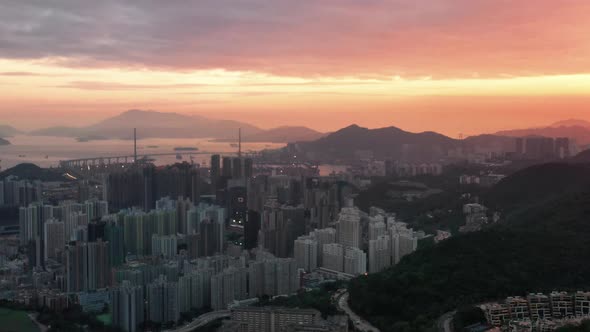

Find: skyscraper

[147,276,179,324]
[344,246,367,276]
[64,240,111,292]
[294,235,318,272]
[111,280,144,332]
[322,243,344,272]
[43,219,64,261]
[369,235,391,273]
[222,157,233,178]
[336,207,361,249]
[210,154,221,187]
[211,267,248,310]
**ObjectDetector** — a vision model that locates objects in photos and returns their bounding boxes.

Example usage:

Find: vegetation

[0,307,39,332]
[452,306,487,332]
[556,320,590,332]
[258,281,344,318]
[348,163,590,332]
[0,163,70,181]
[355,174,483,234]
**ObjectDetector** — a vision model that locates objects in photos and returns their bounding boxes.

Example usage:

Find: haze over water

[0,135,284,170]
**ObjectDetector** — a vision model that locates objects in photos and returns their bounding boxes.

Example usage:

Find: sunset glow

[1,1,590,135]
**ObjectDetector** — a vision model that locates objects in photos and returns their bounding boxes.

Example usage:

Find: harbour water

[0,135,285,170]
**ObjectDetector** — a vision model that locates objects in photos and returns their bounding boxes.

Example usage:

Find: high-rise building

[222,157,233,178]
[368,235,391,274]
[343,246,367,276]
[211,267,248,310]
[228,307,320,332]
[294,235,318,272]
[244,210,261,250]
[147,276,179,324]
[43,219,65,261]
[232,157,243,179]
[244,158,254,179]
[210,154,221,187]
[389,223,418,264]
[64,240,111,292]
[151,234,178,258]
[260,202,306,258]
[111,280,144,332]
[368,219,387,241]
[178,269,212,312]
[336,207,361,249]
[555,137,571,159]
[248,256,299,298]
[322,243,344,273]
[309,228,336,267]
[104,221,125,266]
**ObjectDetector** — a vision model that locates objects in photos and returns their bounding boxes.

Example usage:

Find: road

[436,310,456,332]
[28,313,48,332]
[334,289,380,332]
[163,310,230,332]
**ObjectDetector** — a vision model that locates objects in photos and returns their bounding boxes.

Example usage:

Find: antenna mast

[134,128,137,164]
[238,128,242,158]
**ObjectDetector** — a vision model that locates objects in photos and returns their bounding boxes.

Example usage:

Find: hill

[550,119,590,128]
[495,125,590,145]
[216,126,325,143]
[30,110,263,140]
[0,125,21,137]
[348,163,590,332]
[483,163,590,212]
[244,126,325,143]
[0,163,70,182]
[0,137,9,145]
[289,124,458,162]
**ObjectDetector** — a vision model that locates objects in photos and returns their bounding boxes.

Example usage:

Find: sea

[0,135,285,170]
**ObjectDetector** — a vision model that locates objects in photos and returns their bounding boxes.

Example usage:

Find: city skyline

[1,1,590,135]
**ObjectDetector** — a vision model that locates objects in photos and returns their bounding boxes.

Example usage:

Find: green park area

[0,308,39,332]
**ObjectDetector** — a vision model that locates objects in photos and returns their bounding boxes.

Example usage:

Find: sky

[1,0,590,136]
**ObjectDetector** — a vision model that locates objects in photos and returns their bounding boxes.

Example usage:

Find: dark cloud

[0,0,589,77]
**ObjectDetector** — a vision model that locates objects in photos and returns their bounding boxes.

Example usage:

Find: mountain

[461,134,516,152]
[483,162,590,212]
[0,125,21,137]
[494,119,590,145]
[217,126,325,143]
[30,110,263,140]
[349,162,590,331]
[550,119,590,128]
[0,163,70,181]
[245,126,325,143]
[289,124,458,162]
[0,137,10,145]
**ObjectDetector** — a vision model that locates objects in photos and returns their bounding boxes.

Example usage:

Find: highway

[334,289,380,332]
[436,310,456,332]
[163,310,230,332]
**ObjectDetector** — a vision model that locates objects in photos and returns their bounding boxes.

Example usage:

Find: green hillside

[348,163,590,332]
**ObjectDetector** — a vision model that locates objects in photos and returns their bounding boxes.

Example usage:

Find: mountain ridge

[348,161,590,331]
[30,110,262,140]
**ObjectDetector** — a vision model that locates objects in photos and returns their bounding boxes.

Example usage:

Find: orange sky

[1,1,590,137]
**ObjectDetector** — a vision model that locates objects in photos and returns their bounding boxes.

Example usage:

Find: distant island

[76,135,108,142]
[213,126,325,143]
[28,110,324,143]
[0,124,22,137]
[173,146,199,151]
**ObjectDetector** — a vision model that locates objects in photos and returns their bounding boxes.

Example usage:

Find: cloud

[0,71,43,76]
[0,1,589,78]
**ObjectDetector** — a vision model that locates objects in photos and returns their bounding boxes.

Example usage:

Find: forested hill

[348,163,590,332]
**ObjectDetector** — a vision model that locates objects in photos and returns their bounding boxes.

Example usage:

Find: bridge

[58,151,247,181]
[59,151,233,168]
